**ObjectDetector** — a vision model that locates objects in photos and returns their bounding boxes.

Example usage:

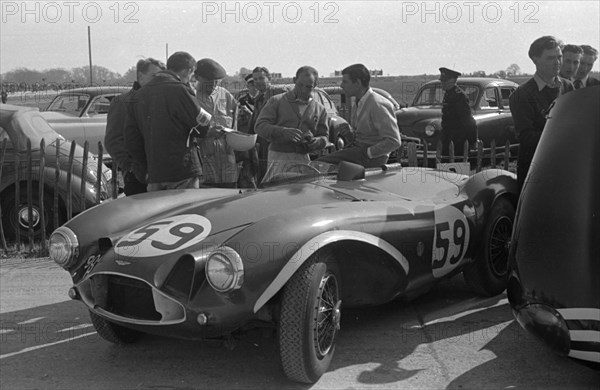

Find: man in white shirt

[317,63,400,168]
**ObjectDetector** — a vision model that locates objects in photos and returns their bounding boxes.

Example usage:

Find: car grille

[84,273,185,325]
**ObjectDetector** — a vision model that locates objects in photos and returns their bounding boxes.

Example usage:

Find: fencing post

[26,138,34,251]
[39,139,47,254]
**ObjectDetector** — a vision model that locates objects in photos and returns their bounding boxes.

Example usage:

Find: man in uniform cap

[439,67,477,158]
[193,58,239,187]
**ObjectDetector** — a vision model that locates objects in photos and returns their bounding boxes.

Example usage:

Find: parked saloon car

[41,86,130,160]
[508,86,600,364]
[50,160,518,383]
[396,77,519,150]
[0,104,112,240]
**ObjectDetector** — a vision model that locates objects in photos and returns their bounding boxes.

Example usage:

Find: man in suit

[439,67,477,157]
[559,44,583,81]
[317,63,400,168]
[255,66,329,184]
[509,36,574,192]
[574,45,600,89]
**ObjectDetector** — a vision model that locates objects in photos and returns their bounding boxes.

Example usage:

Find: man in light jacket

[317,63,400,168]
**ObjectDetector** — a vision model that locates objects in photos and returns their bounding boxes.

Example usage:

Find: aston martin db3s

[50,161,518,383]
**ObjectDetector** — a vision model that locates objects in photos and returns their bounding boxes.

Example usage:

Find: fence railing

[0,138,517,256]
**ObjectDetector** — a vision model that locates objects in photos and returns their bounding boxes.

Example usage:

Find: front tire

[464,198,515,296]
[89,311,142,344]
[278,257,342,383]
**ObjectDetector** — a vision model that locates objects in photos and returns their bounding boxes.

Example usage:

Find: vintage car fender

[508,86,600,363]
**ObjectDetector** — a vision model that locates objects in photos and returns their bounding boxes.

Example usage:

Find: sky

[1,0,599,77]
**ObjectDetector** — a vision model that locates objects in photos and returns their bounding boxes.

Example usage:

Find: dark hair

[528,36,563,59]
[561,44,583,55]
[166,51,196,72]
[580,44,599,59]
[342,63,370,87]
[136,58,166,74]
[252,66,270,78]
[295,66,319,79]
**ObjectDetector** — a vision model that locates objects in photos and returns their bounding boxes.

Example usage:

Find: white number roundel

[114,214,212,258]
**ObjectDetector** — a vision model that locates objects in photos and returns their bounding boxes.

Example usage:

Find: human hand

[280,127,305,143]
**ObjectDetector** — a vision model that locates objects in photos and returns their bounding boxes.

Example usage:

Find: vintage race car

[41,86,130,160]
[508,86,600,364]
[50,162,518,383]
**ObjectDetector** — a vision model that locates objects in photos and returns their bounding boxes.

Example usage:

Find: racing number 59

[432,219,466,271]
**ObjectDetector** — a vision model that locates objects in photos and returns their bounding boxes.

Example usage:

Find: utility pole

[88,26,93,85]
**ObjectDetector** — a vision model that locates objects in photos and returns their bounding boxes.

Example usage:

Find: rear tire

[464,198,515,296]
[89,311,142,344]
[278,256,341,383]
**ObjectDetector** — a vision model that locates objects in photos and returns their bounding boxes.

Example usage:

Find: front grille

[91,274,161,321]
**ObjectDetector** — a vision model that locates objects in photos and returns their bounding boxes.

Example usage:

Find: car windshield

[260,161,339,187]
[46,93,90,115]
[412,83,480,108]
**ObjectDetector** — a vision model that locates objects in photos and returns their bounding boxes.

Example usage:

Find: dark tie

[574,79,583,89]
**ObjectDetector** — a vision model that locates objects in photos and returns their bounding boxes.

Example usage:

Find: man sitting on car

[317,63,400,168]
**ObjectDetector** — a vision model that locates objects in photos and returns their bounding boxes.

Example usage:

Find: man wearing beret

[255,66,329,184]
[439,67,477,158]
[193,58,238,188]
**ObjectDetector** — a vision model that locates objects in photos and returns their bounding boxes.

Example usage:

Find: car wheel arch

[253,230,410,313]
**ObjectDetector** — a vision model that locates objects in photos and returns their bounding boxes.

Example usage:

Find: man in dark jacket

[105,58,165,196]
[574,45,600,88]
[125,51,211,191]
[509,36,574,192]
[439,67,477,158]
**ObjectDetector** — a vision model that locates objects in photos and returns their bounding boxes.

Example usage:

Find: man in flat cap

[439,67,477,158]
[193,58,239,187]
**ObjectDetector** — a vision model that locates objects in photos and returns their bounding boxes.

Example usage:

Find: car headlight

[49,227,79,268]
[205,247,244,292]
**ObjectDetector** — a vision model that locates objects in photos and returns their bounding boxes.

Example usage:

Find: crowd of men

[104,37,598,196]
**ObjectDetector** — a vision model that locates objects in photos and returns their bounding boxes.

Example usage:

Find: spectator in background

[317,63,400,168]
[236,74,259,188]
[574,45,600,88]
[255,66,329,184]
[125,51,212,191]
[104,57,165,196]
[1,89,7,104]
[193,58,238,188]
[248,66,289,183]
[438,67,477,157]
[236,74,257,134]
[509,36,574,192]
[559,44,583,80]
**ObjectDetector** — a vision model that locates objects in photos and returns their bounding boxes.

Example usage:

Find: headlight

[49,227,79,268]
[205,247,244,292]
